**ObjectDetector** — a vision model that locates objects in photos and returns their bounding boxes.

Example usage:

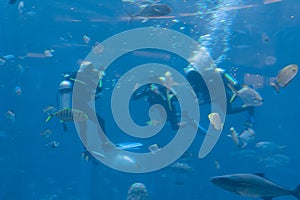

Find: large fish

[271,64,298,93]
[211,173,300,200]
[128,3,172,22]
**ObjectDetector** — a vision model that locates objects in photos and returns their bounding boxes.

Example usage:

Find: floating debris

[45,141,60,148]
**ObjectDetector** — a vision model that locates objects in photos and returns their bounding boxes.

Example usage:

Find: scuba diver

[132,64,261,134]
[57,61,107,162]
[132,83,179,131]
[184,65,261,130]
[57,61,105,132]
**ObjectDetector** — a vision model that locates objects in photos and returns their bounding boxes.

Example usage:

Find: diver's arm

[132,85,150,100]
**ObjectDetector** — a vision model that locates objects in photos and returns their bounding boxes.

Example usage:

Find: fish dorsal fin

[254,173,265,177]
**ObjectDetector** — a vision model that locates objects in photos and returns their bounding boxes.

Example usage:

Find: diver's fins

[45,115,53,122]
[227,84,238,103]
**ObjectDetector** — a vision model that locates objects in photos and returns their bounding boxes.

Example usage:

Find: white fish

[256,141,287,153]
[115,142,143,150]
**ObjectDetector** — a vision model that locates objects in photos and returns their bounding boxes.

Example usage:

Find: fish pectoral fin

[229,94,237,103]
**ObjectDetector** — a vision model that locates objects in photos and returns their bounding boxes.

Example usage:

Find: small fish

[146,119,162,126]
[228,84,263,107]
[271,64,298,93]
[227,127,255,149]
[148,143,161,154]
[115,142,143,150]
[214,159,221,169]
[256,141,287,153]
[208,112,223,131]
[43,106,56,113]
[260,154,290,168]
[44,141,60,148]
[0,58,6,65]
[2,54,14,60]
[228,127,240,146]
[169,162,193,173]
[128,3,172,22]
[15,86,22,96]
[18,1,24,14]
[44,49,55,57]
[83,34,91,44]
[5,110,16,122]
[45,108,88,123]
[211,173,300,199]
[239,128,255,148]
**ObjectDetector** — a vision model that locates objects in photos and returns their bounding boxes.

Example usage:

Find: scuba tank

[58,78,73,110]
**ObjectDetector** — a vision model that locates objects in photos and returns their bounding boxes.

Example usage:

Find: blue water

[1,0,300,199]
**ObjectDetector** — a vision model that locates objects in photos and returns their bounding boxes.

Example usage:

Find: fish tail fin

[227,84,237,103]
[293,185,300,200]
[270,82,280,93]
[45,115,53,122]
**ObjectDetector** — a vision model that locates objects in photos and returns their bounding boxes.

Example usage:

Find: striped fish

[46,108,88,122]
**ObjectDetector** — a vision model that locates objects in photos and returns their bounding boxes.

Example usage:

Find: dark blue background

[1,0,300,199]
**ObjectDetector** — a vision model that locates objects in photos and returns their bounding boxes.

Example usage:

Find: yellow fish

[208,112,224,131]
[46,108,88,123]
[271,64,298,93]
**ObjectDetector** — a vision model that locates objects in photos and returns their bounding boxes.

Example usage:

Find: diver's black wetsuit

[132,84,179,131]
[185,68,255,126]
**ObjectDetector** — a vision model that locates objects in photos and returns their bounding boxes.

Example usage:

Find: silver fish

[211,173,300,199]
[256,141,287,153]
[228,84,263,107]
[271,64,298,93]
